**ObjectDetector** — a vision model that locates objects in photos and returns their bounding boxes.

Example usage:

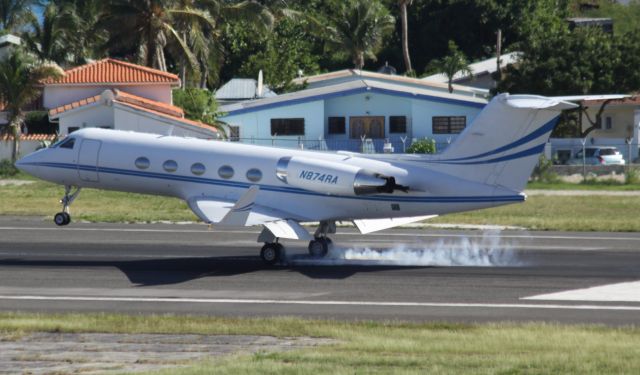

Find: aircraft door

[77,139,101,182]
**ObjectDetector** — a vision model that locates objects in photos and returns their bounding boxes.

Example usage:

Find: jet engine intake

[276,156,408,196]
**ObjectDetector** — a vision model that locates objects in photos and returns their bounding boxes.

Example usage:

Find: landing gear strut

[308,220,335,257]
[54,185,81,226]
[257,228,286,265]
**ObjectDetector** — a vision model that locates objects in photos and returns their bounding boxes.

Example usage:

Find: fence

[231,137,453,154]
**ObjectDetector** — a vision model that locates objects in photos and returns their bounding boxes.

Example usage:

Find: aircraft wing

[353,215,438,234]
[186,187,312,240]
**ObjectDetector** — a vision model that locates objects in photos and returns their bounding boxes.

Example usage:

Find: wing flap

[353,215,438,234]
[264,220,313,240]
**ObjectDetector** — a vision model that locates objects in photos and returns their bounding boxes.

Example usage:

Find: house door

[350,116,385,139]
[77,139,101,182]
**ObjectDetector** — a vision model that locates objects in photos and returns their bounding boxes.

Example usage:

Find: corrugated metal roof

[215,78,277,100]
[220,79,487,116]
[422,52,522,84]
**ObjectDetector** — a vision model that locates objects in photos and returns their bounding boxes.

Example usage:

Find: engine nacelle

[276,156,405,196]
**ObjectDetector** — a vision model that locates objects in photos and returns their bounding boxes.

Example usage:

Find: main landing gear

[308,220,336,258]
[256,220,336,265]
[54,185,81,226]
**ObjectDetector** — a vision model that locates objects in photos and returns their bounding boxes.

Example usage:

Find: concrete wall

[221,100,325,147]
[324,92,412,142]
[582,105,636,139]
[113,106,217,139]
[0,140,46,160]
[58,105,115,135]
[43,84,173,109]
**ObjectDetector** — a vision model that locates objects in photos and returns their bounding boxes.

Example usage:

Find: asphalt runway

[0,216,639,325]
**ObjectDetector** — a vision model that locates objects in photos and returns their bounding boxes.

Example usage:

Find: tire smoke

[289,230,522,267]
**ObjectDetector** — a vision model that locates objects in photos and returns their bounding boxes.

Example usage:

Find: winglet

[218,186,260,226]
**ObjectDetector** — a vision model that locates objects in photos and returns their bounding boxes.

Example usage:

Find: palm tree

[427,41,473,93]
[55,0,108,65]
[0,50,62,162]
[100,0,215,72]
[398,0,413,74]
[178,0,274,88]
[323,0,394,70]
[0,0,39,32]
[21,3,68,65]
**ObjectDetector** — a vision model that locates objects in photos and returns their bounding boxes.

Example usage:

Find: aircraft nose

[15,153,39,176]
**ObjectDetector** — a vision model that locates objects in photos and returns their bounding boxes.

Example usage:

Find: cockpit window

[59,138,75,149]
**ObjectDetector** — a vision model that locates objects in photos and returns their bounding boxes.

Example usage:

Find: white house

[220,71,487,153]
[422,52,522,91]
[44,58,218,138]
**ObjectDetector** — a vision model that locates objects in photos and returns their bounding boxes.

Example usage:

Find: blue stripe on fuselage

[24,161,524,204]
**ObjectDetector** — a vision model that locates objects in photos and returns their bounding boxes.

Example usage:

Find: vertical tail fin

[432,94,577,192]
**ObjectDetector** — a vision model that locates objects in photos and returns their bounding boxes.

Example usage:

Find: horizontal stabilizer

[354,215,437,234]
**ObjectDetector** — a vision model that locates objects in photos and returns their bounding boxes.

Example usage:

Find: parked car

[567,147,626,165]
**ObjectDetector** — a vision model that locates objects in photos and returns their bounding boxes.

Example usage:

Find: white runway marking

[523,281,640,303]
[1,226,639,242]
[0,295,639,311]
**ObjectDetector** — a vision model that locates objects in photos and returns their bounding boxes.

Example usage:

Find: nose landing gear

[54,185,81,226]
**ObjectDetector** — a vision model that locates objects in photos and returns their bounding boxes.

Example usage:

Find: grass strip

[1,180,640,231]
[0,312,638,374]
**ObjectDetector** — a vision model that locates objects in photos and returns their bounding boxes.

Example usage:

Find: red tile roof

[0,134,57,141]
[48,89,216,133]
[42,58,180,85]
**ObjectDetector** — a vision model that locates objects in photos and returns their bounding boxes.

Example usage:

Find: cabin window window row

[191,163,206,176]
[246,168,262,182]
[271,118,305,136]
[163,160,178,173]
[135,157,150,170]
[218,165,234,179]
[432,116,466,134]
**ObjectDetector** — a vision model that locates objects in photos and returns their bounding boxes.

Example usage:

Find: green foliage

[406,138,436,154]
[571,0,640,35]
[24,111,52,134]
[530,155,560,183]
[498,24,640,96]
[425,40,471,93]
[321,0,395,69]
[626,168,640,185]
[238,18,320,92]
[172,88,221,127]
[0,159,18,178]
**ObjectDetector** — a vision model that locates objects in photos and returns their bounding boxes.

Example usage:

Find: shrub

[530,155,560,183]
[406,138,437,154]
[0,159,19,178]
[626,168,640,185]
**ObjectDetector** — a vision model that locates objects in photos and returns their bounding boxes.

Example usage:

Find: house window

[328,117,346,134]
[68,127,79,134]
[389,116,407,133]
[432,116,466,134]
[228,126,240,141]
[271,118,305,136]
[605,116,613,130]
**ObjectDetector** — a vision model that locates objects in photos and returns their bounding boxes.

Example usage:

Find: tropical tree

[426,41,472,93]
[21,3,67,65]
[323,0,395,70]
[100,0,215,72]
[0,50,61,162]
[54,0,108,65]
[398,0,413,74]
[172,87,226,134]
[0,0,39,32]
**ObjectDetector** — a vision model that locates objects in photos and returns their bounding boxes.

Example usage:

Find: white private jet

[16,94,576,264]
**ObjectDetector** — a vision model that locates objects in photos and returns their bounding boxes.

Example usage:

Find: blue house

[219,70,488,153]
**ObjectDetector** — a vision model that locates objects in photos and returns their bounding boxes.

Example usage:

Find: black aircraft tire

[260,243,281,265]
